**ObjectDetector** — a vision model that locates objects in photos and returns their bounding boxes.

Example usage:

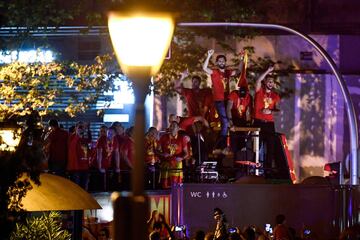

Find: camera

[174,225,185,232]
[265,224,273,234]
[228,227,237,234]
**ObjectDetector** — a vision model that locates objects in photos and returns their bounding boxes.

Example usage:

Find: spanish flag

[237,50,249,90]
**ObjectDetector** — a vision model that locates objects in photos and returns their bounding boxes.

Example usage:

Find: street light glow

[108,12,174,76]
[108,11,175,240]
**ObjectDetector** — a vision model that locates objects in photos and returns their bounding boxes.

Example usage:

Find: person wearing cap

[226,86,253,160]
[226,86,252,128]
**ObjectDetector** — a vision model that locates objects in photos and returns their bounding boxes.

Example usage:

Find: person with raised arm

[174,69,212,118]
[202,49,244,149]
[253,65,280,177]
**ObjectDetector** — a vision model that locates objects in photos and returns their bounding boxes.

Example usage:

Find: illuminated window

[101,76,135,110]
[0,49,54,64]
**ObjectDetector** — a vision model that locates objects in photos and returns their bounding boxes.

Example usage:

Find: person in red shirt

[118,126,134,190]
[226,87,253,159]
[254,66,280,124]
[106,125,116,167]
[95,125,110,172]
[253,65,280,177]
[67,121,91,190]
[111,121,125,173]
[203,49,244,149]
[145,127,159,165]
[158,121,189,189]
[120,126,134,170]
[174,69,213,118]
[44,118,68,176]
[167,114,209,136]
[226,87,252,128]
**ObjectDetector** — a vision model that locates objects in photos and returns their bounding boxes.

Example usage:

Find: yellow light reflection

[0,129,20,151]
[108,13,174,76]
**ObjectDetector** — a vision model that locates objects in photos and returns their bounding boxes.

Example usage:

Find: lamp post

[108,12,174,240]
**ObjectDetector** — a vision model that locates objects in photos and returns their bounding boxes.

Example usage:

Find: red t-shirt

[112,134,133,170]
[67,133,90,171]
[254,88,280,122]
[112,134,125,153]
[47,127,68,164]
[205,92,220,128]
[96,135,110,169]
[228,90,252,120]
[180,87,212,117]
[273,224,290,240]
[120,136,134,170]
[159,133,188,163]
[179,116,196,135]
[210,69,233,101]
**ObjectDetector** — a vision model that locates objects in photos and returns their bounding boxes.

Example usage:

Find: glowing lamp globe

[108,12,174,77]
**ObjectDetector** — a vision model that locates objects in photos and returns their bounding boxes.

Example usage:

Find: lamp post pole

[112,67,151,240]
[107,12,172,240]
[130,69,151,240]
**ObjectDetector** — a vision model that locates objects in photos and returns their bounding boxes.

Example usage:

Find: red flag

[237,50,248,90]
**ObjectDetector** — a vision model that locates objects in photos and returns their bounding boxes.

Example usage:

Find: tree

[0,55,116,120]
[11,211,71,240]
[0,1,294,238]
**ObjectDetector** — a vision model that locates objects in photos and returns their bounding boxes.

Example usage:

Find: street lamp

[108,11,174,240]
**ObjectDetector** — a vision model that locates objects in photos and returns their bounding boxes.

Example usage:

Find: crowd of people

[147,209,358,240]
[38,49,285,191]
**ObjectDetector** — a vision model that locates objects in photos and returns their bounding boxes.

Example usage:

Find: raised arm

[174,69,189,94]
[255,65,274,92]
[202,49,214,75]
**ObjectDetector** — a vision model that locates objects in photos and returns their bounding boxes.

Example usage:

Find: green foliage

[0,0,293,98]
[148,0,296,97]
[0,55,116,119]
[7,177,33,213]
[0,0,80,50]
[11,211,71,240]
